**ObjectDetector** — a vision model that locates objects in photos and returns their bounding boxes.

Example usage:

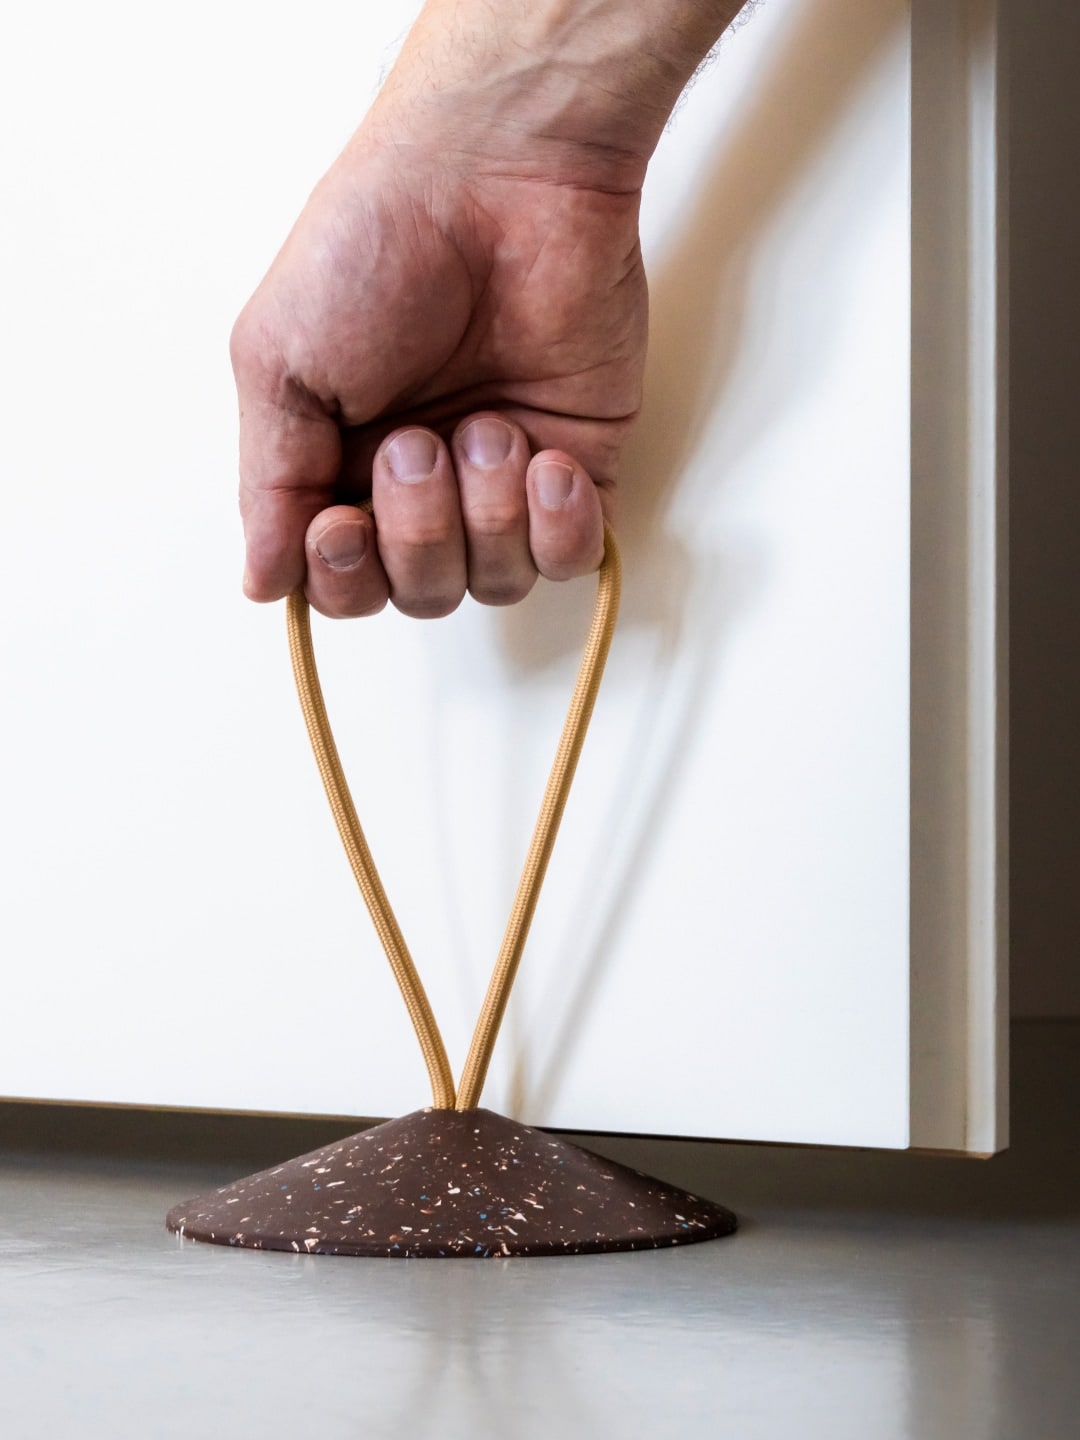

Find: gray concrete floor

[2,1022,1079,1439]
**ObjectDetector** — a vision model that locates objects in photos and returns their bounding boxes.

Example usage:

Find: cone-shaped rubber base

[166,1107,737,1258]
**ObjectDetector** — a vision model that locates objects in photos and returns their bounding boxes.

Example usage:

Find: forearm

[371,0,753,190]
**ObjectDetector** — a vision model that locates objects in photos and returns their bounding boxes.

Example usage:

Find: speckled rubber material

[166,1107,737,1257]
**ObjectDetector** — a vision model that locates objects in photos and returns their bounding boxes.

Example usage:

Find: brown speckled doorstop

[167,1107,736,1258]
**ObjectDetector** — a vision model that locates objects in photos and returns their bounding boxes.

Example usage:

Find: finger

[452,413,537,606]
[233,319,342,603]
[372,427,467,619]
[525,451,606,581]
[304,505,390,619]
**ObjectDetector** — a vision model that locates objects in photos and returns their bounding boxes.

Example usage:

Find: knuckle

[312,591,389,620]
[395,521,459,553]
[229,307,260,375]
[537,537,604,583]
[393,591,464,620]
[342,594,390,620]
[469,573,535,607]
[244,577,283,604]
[462,499,525,540]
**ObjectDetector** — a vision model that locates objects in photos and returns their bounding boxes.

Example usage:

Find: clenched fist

[232,0,747,617]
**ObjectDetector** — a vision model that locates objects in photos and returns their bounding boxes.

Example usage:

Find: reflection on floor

[1,1022,1078,1440]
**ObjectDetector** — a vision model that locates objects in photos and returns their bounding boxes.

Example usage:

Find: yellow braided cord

[286,593,456,1111]
[285,523,620,1116]
[455,527,622,1109]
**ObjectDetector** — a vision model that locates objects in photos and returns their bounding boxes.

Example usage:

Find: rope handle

[285,521,621,1112]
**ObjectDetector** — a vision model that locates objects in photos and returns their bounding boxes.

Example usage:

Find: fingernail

[315,521,367,570]
[534,461,574,509]
[461,417,513,468]
[386,429,438,482]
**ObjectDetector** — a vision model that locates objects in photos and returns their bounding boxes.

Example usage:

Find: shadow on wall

[495,0,909,1115]
[499,0,909,661]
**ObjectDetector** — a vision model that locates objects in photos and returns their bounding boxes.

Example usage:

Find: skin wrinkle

[391,0,739,158]
[366,105,647,196]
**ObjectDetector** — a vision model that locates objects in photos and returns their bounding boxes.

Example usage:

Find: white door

[0,0,1005,1152]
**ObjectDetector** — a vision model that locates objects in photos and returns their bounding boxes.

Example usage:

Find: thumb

[233,333,342,603]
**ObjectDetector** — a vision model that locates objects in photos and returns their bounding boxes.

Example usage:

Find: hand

[231,0,745,618]
[232,124,647,618]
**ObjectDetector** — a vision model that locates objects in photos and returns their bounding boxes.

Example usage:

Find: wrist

[368,0,744,193]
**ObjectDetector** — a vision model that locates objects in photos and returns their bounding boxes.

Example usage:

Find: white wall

[0,1,940,1144]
